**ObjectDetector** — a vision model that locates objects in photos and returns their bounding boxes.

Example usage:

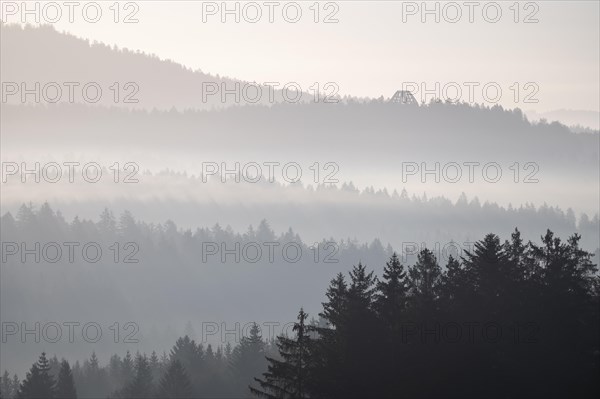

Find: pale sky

[1,0,599,112]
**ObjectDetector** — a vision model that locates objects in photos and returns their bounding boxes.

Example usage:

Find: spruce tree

[157,360,192,399]
[169,336,202,377]
[408,248,442,314]
[120,351,135,389]
[169,335,203,395]
[18,352,55,399]
[123,353,153,398]
[251,309,313,398]
[229,323,266,396]
[529,230,599,397]
[462,233,512,300]
[149,351,161,383]
[439,254,465,303]
[48,356,60,382]
[55,360,76,399]
[531,230,597,301]
[97,208,117,237]
[79,352,107,398]
[344,263,380,397]
[314,272,349,397]
[319,273,348,330]
[375,253,408,323]
[107,354,122,394]
[374,254,410,395]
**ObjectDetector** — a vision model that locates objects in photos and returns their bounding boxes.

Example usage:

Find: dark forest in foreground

[1,229,599,399]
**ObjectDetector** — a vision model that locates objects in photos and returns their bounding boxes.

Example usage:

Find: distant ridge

[0,22,319,110]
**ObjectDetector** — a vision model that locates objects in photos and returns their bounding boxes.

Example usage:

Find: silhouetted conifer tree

[122,354,153,398]
[157,360,192,399]
[251,309,313,398]
[229,323,267,396]
[17,352,55,399]
[55,360,76,399]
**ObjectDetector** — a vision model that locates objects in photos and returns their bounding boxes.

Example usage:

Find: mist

[1,4,599,399]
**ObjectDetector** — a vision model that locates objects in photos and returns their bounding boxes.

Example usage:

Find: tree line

[1,325,281,398]
[251,229,599,398]
[2,229,598,398]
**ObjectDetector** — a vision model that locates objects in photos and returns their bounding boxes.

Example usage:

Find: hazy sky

[1,0,599,112]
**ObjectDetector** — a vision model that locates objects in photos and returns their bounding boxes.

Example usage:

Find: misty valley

[1,3,599,399]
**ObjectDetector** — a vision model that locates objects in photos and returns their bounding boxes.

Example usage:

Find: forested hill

[2,102,597,169]
[0,23,317,110]
[1,174,598,252]
[2,228,598,398]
